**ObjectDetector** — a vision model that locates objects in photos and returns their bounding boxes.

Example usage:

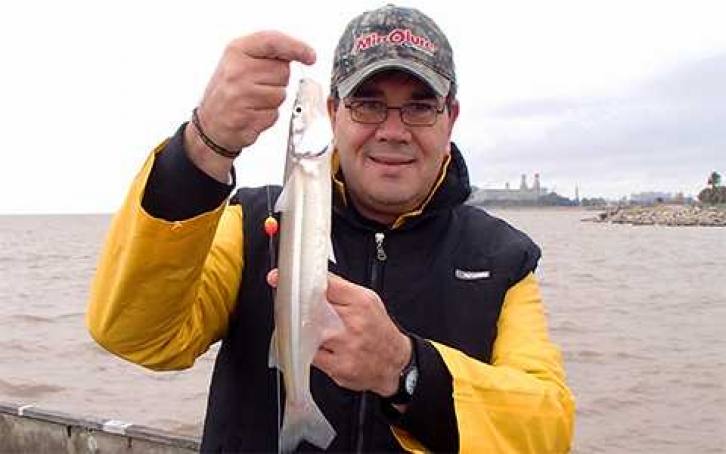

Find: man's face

[328,71,459,224]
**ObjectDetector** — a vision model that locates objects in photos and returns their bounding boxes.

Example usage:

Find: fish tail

[279,396,335,452]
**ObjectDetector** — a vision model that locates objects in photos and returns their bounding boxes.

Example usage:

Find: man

[87,4,575,452]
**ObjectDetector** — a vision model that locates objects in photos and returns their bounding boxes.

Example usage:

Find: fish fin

[268,329,280,369]
[274,170,297,213]
[328,237,336,264]
[313,295,345,345]
[274,183,290,213]
[280,396,336,451]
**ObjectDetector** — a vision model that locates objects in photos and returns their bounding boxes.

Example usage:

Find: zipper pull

[374,232,387,261]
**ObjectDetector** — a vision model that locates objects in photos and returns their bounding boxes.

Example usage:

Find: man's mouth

[368,155,415,166]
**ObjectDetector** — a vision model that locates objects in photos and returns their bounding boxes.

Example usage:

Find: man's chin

[367,193,418,213]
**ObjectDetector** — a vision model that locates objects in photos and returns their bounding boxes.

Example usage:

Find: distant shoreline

[584,204,726,227]
[474,205,585,211]
[0,212,112,217]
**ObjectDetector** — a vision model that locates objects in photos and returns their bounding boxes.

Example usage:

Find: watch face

[404,367,419,395]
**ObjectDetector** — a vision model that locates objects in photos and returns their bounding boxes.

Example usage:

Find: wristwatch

[386,341,419,405]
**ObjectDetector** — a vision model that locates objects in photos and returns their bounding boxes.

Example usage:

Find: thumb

[241,31,316,65]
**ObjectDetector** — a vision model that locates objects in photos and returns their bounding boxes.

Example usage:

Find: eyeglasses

[344,99,446,127]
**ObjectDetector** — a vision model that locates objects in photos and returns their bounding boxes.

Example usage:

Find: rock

[590,205,726,227]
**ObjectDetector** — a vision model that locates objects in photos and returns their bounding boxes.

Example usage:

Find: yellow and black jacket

[87,126,575,452]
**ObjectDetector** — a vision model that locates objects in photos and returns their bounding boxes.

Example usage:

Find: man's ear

[327,97,338,125]
[447,99,460,131]
[444,100,460,151]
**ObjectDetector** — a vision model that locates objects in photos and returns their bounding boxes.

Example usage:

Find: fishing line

[265,184,283,453]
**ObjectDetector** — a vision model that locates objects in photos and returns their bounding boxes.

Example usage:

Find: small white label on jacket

[455,269,491,280]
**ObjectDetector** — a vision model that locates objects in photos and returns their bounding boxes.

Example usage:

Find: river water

[0,209,723,453]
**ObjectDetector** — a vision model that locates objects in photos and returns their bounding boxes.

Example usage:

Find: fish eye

[294,105,303,115]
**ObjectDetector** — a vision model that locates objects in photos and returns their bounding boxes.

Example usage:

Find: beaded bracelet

[191,108,242,159]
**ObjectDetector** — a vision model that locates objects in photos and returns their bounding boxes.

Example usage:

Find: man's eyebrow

[352,85,382,98]
[410,89,437,100]
[351,86,438,100]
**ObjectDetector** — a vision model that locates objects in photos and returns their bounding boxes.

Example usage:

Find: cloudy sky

[1,0,724,213]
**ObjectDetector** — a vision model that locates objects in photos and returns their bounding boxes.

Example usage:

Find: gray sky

[1,0,724,213]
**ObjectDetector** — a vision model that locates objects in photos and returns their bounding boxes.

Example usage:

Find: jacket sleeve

[86,141,244,371]
[392,273,575,453]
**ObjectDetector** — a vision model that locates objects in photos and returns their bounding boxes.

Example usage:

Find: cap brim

[336,59,451,99]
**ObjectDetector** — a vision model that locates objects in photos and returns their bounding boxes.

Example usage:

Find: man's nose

[374,109,411,142]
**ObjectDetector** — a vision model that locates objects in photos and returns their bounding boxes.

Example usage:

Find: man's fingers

[267,269,279,287]
[239,31,316,65]
[235,84,287,110]
[236,56,292,88]
[327,272,379,308]
[326,273,355,306]
[313,348,333,374]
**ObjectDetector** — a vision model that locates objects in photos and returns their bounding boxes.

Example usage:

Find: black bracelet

[191,107,242,159]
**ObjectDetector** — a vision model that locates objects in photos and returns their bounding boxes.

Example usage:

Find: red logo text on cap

[354,29,436,55]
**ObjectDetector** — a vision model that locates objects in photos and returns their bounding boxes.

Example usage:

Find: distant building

[470,173,548,203]
[630,191,674,204]
[629,191,694,205]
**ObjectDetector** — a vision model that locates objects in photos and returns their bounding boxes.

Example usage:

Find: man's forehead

[354,70,436,97]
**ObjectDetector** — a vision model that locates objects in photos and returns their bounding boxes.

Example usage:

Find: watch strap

[385,337,418,405]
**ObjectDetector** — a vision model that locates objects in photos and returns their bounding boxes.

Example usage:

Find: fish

[269,77,343,452]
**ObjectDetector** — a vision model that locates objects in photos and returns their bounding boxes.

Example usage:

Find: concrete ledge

[0,401,200,453]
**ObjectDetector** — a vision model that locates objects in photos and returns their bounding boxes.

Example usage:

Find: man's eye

[406,102,435,113]
[356,100,385,112]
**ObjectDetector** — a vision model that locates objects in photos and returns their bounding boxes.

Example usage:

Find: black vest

[200,146,540,452]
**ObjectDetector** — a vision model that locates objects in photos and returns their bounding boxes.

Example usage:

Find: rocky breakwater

[588,205,726,227]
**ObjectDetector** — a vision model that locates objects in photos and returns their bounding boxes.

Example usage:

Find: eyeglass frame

[342,98,448,127]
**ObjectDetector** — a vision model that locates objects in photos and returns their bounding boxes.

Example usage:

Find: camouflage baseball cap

[331,4,456,99]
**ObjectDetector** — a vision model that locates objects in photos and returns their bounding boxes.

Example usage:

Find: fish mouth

[290,117,331,159]
[293,145,330,159]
